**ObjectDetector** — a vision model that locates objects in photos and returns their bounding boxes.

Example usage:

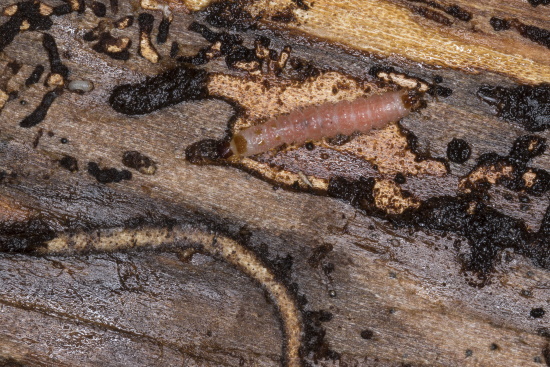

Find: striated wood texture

[0,0,549,366]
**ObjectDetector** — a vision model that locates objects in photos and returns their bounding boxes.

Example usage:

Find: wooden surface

[0,0,549,366]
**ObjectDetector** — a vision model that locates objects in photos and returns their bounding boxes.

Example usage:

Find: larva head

[401,90,427,111]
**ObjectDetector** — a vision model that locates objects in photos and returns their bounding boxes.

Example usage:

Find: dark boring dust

[447,138,471,163]
[490,17,550,50]
[109,66,208,115]
[181,22,260,69]
[0,1,53,52]
[58,155,79,172]
[477,84,550,132]
[87,162,132,183]
[156,17,171,44]
[326,137,550,283]
[463,135,550,196]
[202,0,258,31]
[42,33,69,79]
[0,217,54,253]
[406,0,472,22]
[122,151,156,174]
[19,87,63,128]
[25,64,44,86]
[91,32,131,60]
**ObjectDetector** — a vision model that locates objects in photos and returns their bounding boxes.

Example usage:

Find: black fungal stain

[59,155,78,172]
[7,61,21,74]
[291,0,310,11]
[477,84,550,132]
[447,138,471,163]
[113,15,133,29]
[32,128,43,148]
[360,329,374,340]
[182,22,260,70]
[0,217,54,253]
[25,64,45,86]
[394,173,407,184]
[87,162,132,184]
[53,3,72,15]
[444,5,472,21]
[122,151,156,174]
[489,17,511,32]
[202,1,258,32]
[170,41,179,58]
[19,87,63,128]
[91,32,131,60]
[407,0,471,23]
[465,135,549,195]
[302,310,341,363]
[138,12,154,35]
[185,139,231,165]
[271,9,296,23]
[157,17,170,44]
[0,1,53,52]
[307,243,333,268]
[531,307,546,318]
[42,33,69,79]
[427,84,453,97]
[324,136,550,280]
[288,57,321,82]
[91,1,106,17]
[110,0,119,14]
[543,344,550,367]
[109,65,208,115]
[512,20,550,49]
[410,6,453,26]
[529,0,550,5]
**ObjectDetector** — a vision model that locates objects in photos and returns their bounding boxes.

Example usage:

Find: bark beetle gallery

[0,0,549,366]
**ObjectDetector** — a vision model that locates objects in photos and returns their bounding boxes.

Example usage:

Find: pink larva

[226,90,421,157]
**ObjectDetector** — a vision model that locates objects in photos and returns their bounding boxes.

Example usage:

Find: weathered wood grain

[0,0,549,366]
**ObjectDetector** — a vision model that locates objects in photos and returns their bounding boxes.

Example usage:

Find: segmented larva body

[228,90,416,157]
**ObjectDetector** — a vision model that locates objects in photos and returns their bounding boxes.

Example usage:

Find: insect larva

[224,90,423,157]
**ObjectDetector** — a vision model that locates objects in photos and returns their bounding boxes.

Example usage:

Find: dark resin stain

[477,84,550,132]
[25,64,45,86]
[59,155,79,172]
[109,65,208,115]
[87,162,131,183]
[0,1,53,52]
[20,87,63,128]
[447,138,471,163]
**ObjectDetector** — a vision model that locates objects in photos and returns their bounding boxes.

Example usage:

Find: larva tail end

[402,90,427,111]
[185,139,232,165]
